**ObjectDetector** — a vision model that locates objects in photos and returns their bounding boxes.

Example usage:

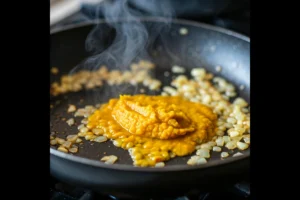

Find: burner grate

[50,176,250,200]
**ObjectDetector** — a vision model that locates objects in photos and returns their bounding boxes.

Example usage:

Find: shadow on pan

[50,18,250,198]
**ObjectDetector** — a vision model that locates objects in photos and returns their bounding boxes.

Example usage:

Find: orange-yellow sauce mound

[87,95,217,167]
[112,95,197,139]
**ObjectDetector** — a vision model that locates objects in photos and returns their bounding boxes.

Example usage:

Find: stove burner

[50,177,250,200]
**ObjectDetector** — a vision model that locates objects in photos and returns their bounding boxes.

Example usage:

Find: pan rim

[51,148,249,172]
[50,17,250,42]
[50,17,250,172]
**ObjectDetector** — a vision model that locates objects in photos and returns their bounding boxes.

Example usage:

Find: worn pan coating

[50,18,250,198]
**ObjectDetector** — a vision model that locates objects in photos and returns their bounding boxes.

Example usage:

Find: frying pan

[50,17,250,198]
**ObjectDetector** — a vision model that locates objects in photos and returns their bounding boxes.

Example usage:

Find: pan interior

[50,19,250,168]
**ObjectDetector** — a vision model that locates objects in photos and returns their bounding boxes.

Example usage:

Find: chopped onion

[212,146,221,152]
[196,149,210,158]
[94,136,108,143]
[62,141,72,149]
[237,142,249,150]
[67,105,76,113]
[225,141,237,150]
[57,146,68,153]
[216,137,224,146]
[50,139,57,145]
[69,147,78,153]
[101,155,118,164]
[200,143,212,150]
[221,152,229,158]
[92,128,104,135]
[66,135,78,142]
[155,162,165,168]
[233,152,244,157]
[56,138,65,145]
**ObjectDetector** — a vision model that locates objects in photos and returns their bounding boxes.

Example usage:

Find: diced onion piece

[67,104,76,113]
[101,155,118,164]
[58,146,68,153]
[233,152,244,157]
[85,135,97,140]
[66,135,78,142]
[50,139,57,145]
[75,138,82,143]
[187,156,207,165]
[228,130,239,138]
[155,162,165,168]
[179,27,188,35]
[223,136,231,143]
[62,141,72,149]
[221,152,229,158]
[196,157,207,165]
[92,128,104,135]
[77,132,87,137]
[94,136,108,143]
[225,141,237,150]
[243,135,250,144]
[81,118,88,124]
[80,127,88,133]
[196,149,210,158]
[215,66,222,72]
[208,141,217,146]
[66,118,75,126]
[200,143,212,150]
[56,138,65,145]
[69,147,78,153]
[216,137,224,146]
[237,142,249,150]
[77,124,84,130]
[212,146,221,152]
[172,65,185,73]
[191,68,206,78]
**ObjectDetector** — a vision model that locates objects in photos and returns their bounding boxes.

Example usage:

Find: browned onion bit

[56,138,65,145]
[58,146,68,153]
[62,141,72,149]
[101,155,118,164]
[67,135,78,142]
[50,60,160,96]
[67,104,76,113]
[69,147,78,153]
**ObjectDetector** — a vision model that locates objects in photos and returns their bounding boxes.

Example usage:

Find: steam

[81,0,175,70]
[69,0,175,103]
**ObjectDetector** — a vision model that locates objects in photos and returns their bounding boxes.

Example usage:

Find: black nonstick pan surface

[50,18,250,198]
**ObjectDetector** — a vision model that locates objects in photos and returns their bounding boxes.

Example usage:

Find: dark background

[51,0,250,36]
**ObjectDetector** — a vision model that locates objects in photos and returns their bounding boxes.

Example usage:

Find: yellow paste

[87,95,217,167]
